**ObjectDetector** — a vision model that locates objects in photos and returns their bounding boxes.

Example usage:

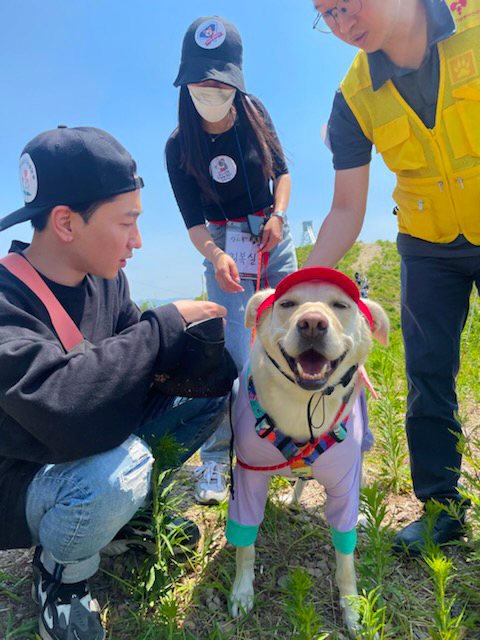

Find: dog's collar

[261,342,358,398]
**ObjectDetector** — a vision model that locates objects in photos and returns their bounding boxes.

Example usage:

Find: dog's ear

[362,299,390,347]
[245,289,275,329]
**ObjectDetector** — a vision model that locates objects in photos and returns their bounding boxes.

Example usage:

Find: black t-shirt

[165,96,288,229]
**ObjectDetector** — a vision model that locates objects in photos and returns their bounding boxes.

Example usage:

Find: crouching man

[0,126,233,640]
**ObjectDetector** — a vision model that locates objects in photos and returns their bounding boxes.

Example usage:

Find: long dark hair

[177,86,286,202]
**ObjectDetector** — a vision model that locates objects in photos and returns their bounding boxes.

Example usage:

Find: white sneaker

[194,461,229,504]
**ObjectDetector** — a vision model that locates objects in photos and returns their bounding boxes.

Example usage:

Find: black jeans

[401,253,480,504]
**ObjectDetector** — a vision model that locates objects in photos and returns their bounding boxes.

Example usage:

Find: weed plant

[282,568,328,640]
[367,341,410,494]
[358,485,395,595]
[352,587,389,639]
[425,545,465,639]
[456,427,480,548]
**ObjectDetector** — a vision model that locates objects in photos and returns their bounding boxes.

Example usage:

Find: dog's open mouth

[280,345,342,391]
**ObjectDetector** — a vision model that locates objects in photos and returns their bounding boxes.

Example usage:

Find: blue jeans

[200,218,297,464]
[25,394,226,582]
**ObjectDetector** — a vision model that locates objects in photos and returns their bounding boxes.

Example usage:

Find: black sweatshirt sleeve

[0,301,185,464]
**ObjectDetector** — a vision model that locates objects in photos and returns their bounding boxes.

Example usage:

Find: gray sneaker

[32,547,105,640]
[194,461,229,504]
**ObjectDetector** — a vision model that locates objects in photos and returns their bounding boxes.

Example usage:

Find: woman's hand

[214,252,245,293]
[259,215,284,252]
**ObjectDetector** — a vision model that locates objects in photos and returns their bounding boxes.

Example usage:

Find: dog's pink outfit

[226,365,373,553]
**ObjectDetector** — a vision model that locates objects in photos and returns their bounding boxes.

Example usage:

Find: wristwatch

[271,210,286,221]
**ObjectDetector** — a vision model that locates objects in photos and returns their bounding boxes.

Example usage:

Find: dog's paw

[229,586,254,618]
[340,596,361,638]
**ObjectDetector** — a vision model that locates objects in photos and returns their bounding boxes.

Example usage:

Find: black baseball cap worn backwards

[174,16,246,93]
[0,125,144,232]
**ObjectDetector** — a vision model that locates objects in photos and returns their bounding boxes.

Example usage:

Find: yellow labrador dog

[225,267,389,636]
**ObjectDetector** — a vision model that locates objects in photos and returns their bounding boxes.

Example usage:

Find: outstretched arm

[304,165,370,268]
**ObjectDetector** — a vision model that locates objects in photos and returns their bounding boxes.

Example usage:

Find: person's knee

[105,436,154,514]
[28,437,153,558]
[73,435,153,534]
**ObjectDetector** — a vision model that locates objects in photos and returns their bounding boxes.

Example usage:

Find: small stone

[277,574,289,588]
[207,599,220,611]
[316,559,329,573]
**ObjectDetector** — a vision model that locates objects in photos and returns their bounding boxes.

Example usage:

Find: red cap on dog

[256,267,373,329]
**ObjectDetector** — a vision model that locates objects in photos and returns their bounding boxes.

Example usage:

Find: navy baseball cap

[174,16,246,93]
[0,126,144,232]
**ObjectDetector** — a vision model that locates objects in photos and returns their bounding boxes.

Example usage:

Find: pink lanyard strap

[0,253,84,352]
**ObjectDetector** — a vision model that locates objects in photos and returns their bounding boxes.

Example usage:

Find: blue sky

[0,0,396,303]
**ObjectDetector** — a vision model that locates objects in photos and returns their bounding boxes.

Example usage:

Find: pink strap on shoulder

[0,253,84,352]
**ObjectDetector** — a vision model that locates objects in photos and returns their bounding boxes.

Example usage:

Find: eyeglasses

[313,0,362,34]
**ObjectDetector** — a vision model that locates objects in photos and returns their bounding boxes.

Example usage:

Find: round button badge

[19,153,38,203]
[209,155,237,184]
[194,19,226,50]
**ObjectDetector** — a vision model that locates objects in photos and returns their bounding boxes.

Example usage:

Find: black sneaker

[32,547,105,640]
[101,510,201,556]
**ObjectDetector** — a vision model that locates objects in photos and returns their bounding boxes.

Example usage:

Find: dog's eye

[332,301,349,310]
[279,300,297,309]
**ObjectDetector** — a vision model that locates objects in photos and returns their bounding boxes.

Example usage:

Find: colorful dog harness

[236,369,348,478]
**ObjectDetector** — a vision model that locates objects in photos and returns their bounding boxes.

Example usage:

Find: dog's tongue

[296,349,330,377]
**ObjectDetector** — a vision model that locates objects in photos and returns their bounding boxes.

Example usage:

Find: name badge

[225,222,259,280]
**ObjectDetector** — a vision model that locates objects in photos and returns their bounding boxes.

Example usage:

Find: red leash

[250,249,269,347]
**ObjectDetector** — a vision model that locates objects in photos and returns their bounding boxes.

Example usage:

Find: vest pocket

[373,115,427,172]
[392,187,441,242]
[445,79,480,158]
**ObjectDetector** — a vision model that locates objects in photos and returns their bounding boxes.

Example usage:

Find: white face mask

[187,85,236,123]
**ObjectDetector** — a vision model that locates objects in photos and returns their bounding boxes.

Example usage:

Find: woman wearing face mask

[166,16,297,505]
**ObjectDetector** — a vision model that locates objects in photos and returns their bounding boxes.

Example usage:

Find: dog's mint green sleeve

[331,527,357,554]
[226,518,259,547]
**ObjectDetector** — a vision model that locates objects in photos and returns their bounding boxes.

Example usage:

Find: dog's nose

[296,312,329,338]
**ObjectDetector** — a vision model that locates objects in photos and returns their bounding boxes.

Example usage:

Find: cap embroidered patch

[195,19,226,49]
[19,153,38,203]
[210,155,237,183]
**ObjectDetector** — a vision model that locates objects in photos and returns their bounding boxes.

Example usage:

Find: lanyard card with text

[225,221,259,280]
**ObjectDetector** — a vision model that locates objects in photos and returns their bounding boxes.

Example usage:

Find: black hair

[177,87,286,202]
[31,196,117,232]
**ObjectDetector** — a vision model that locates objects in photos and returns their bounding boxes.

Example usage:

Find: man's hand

[214,253,245,293]
[173,300,227,325]
[259,216,284,252]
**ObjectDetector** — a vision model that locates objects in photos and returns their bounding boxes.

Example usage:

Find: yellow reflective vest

[340,1,480,244]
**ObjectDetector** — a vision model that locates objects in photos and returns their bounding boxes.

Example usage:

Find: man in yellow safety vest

[305,0,479,554]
